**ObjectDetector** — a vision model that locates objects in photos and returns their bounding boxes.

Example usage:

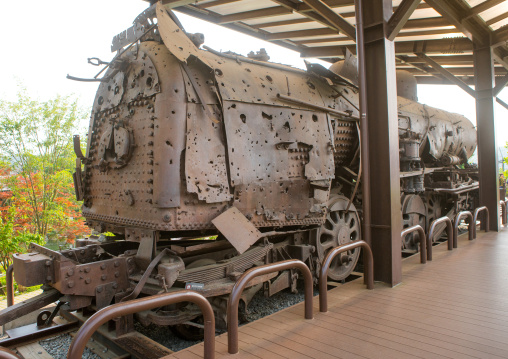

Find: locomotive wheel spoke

[316,195,361,281]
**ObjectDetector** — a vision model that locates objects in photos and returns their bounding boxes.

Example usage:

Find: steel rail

[500,200,507,225]
[227,260,313,354]
[427,216,454,260]
[0,347,20,359]
[400,225,427,264]
[473,206,490,238]
[319,240,374,313]
[67,291,215,359]
[6,265,13,307]
[454,211,474,247]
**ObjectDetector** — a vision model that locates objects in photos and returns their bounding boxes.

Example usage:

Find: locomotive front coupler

[12,241,136,314]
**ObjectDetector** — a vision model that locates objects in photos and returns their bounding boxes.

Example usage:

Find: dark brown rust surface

[319,239,373,313]
[473,206,490,238]
[454,211,474,247]
[227,259,313,354]
[67,290,215,359]
[400,225,427,264]
[427,216,454,260]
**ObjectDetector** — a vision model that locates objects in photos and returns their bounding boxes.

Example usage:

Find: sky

[1,0,508,152]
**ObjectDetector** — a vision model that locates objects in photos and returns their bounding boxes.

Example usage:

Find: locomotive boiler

[1,3,478,335]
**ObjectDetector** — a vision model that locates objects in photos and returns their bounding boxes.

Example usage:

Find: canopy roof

[160,0,508,85]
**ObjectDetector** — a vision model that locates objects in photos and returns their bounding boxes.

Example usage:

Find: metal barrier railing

[319,240,374,313]
[453,211,474,247]
[227,259,313,354]
[400,225,427,264]
[500,201,507,225]
[67,291,215,359]
[427,217,454,261]
[6,265,13,307]
[0,347,20,359]
[473,206,490,239]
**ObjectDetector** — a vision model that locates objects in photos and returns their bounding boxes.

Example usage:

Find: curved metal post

[454,211,474,247]
[0,347,21,359]
[473,206,490,238]
[427,217,454,260]
[400,225,427,264]
[6,265,13,307]
[501,201,507,225]
[68,291,215,359]
[319,240,374,313]
[227,260,313,354]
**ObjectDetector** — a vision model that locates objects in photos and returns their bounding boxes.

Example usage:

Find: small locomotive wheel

[316,195,361,281]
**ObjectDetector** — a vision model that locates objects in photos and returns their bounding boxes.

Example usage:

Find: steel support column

[474,43,499,231]
[357,0,402,285]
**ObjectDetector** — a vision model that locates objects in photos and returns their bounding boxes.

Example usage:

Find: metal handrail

[473,206,490,238]
[6,266,13,307]
[453,211,474,247]
[501,201,507,225]
[0,347,20,359]
[227,259,313,354]
[67,291,215,359]
[427,217,454,261]
[400,225,427,264]
[319,240,374,313]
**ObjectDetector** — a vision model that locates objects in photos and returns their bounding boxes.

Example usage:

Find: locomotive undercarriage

[5,195,361,335]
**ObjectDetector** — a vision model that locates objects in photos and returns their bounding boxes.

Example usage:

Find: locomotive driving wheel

[401,194,426,251]
[316,195,361,281]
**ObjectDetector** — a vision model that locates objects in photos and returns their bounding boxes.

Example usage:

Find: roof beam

[497,97,508,110]
[386,0,421,41]
[424,0,490,44]
[271,0,345,33]
[487,11,508,26]
[470,0,505,15]
[416,53,476,98]
[218,7,292,24]
[493,26,508,47]
[494,73,508,96]
[300,0,356,40]
[300,38,474,57]
[293,28,459,45]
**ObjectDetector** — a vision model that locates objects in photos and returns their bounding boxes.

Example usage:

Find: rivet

[68,281,75,288]
[85,278,91,284]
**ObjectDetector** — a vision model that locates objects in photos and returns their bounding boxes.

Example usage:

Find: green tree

[0,208,43,272]
[0,89,88,241]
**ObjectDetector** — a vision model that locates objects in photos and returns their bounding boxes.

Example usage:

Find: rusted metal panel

[157,2,211,67]
[212,207,263,254]
[202,51,325,108]
[185,103,232,203]
[222,101,334,186]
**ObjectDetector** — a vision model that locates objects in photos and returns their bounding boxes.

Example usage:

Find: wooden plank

[16,343,52,359]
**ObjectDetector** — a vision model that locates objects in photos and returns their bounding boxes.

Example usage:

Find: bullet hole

[107,85,111,91]
[166,140,172,146]
[245,68,251,72]
[146,77,153,87]
[312,115,318,122]
[231,103,236,108]
[262,112,272,120]
[140,70,145,77]
[240,114,246,123]
[114,86,120,94]
[266,75,273,82]
[215,69,223,77]
[98,96,104,105]
[307,81,316,89]
[174,89,179,93]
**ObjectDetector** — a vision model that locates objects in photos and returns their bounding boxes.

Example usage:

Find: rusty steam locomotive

[1,3,478,334]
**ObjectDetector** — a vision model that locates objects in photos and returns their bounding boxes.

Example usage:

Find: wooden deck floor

[166,228,508,359]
